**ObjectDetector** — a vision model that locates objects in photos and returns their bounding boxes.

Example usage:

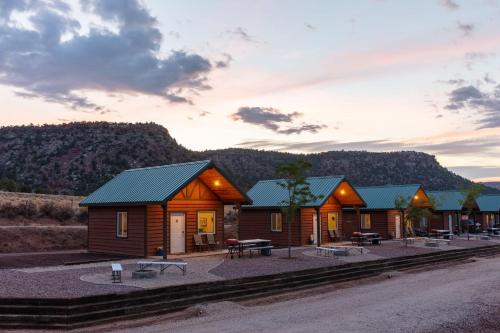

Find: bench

[137,261,187,275]
[111,263,122,283]
[365,237,382,245]
[248,246,274,257]
[425,238,451,247]
[316,247,346,257]
[328,245,364,255]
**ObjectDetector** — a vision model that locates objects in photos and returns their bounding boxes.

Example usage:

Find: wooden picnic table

[227,239,273,259]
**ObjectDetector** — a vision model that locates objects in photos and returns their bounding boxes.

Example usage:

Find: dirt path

[65,255,500,333]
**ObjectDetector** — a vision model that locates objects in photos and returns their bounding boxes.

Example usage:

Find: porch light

[414,195,419,200]
[340,189,346,195]
[214,180,221,186]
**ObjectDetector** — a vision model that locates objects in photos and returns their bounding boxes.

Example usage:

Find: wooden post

[236,202,241,240]
[162,203,168,260]
[315,208,321,247]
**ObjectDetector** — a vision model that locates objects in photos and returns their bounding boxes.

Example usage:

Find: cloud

[231,106,326,135]
[0,0,218,113]
[305,23,316,30]
[457,21,474,37]
[214,53,233,68]
[439,0,459,10]
[444,83,500,128]
[237,135,500,156]
[226,27,259,43]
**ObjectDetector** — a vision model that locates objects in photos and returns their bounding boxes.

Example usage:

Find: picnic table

[487,227,500,236]
[316,245,364,257]
[430,229,452,239]
[227,239,273,259]
[351,232,382,246]
[137,260,187,275]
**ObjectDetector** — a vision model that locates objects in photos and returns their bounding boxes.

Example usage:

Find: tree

[277,160,320,258]
[395,195,436,247]
[459,183,483,239]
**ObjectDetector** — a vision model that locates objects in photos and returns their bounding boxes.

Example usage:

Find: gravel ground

[0,251,128,269]
[67,255,500,333]
[0,266,139,298]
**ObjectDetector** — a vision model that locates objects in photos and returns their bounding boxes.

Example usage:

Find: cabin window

[116,211,128,238]
[360,214,371,229]
[271,213,282,232]
[197,211,215,234]
[327,212,338,231]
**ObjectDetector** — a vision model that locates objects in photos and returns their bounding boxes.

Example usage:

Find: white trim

[271,212,283,232]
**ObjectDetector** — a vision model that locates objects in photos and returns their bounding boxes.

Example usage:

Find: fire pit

[132,269,157,279]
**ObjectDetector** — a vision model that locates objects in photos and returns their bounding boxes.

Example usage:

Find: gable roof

[428,191,466,211]
[355,184,423,210]
[80,160,250,206]
[477,195,500,212]
[244,176,362,208]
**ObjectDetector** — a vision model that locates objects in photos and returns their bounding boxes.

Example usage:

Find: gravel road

[94,255,500,333]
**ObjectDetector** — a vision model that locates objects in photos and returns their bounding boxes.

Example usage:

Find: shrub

[18,201,38,218]
[52,205,75,222]
[39,201,56,218]
[0,202,17,219]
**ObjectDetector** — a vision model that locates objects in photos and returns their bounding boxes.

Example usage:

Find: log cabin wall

[358,211,389,239]
[145,178,225,255]
[300,208,316,246]
[239,208,301,247]
[88,206,146,257]
[342,210,360,237]
[387,210,401,239]
[320,196,343,243]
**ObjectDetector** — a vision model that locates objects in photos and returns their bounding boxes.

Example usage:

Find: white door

[448,214,453,231]
[170,212,185,254]
[395,214,401,239]
[312,213,320,245]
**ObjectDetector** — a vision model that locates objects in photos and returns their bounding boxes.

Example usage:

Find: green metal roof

[244,176,346,208]
[428,191,466,211]
[355,184,422,210]
[476,195,500,212]
[80,160,249,206]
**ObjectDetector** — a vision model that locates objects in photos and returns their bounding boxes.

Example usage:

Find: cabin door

[448,214,453,231]
[312,213,320,245]
[170,212,186,254]
[395,214,401,239]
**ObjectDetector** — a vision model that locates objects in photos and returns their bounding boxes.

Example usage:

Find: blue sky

[1,0,500,181]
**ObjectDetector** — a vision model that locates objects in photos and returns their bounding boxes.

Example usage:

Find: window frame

[360,213,371,230]
[197,210,216,234]
[270,212,283,232]
[327,212,339,231]
[116,211,128,238]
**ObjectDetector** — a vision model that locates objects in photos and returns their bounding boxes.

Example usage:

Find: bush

[39,202,56,218]
[76,207,88,224]
[18,201,37,218]
[52,205,75,222]
[0,202,17,219]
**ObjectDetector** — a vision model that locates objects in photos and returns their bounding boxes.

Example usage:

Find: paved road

[101,256,500,333]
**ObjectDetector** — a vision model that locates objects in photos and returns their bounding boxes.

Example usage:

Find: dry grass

[0,226,87,253]
[0,191,87,226]
[0,192,88,252]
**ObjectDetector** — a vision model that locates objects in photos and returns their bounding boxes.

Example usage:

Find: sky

[1,0,500,182]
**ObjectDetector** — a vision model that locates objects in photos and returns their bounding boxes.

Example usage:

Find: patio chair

[194,234,209,252]
[329,230,341,242]
[206,234,218,250]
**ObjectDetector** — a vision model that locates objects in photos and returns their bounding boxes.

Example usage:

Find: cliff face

[0,122,476,195]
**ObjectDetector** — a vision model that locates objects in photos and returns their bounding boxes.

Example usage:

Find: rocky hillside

[0,122,484,195]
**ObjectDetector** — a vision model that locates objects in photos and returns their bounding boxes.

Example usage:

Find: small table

[231,239,272,258]
[137,260,187,275]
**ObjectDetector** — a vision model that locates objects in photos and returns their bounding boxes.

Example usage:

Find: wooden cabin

[428,191,471,233]
[342,184,433,239]
[80,160,250,257]
[476,195,500,229]
[239,176,366,247]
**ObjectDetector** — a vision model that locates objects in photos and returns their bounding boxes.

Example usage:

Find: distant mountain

[0,122,493,195]
[482,182,500,190]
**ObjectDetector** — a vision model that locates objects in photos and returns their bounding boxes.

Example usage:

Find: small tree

[395,195,410,247]
[395,195,435,247]
[459,183,483,239]
[277,160,320,258]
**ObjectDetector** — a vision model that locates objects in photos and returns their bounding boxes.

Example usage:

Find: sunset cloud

[0,0,219,112]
